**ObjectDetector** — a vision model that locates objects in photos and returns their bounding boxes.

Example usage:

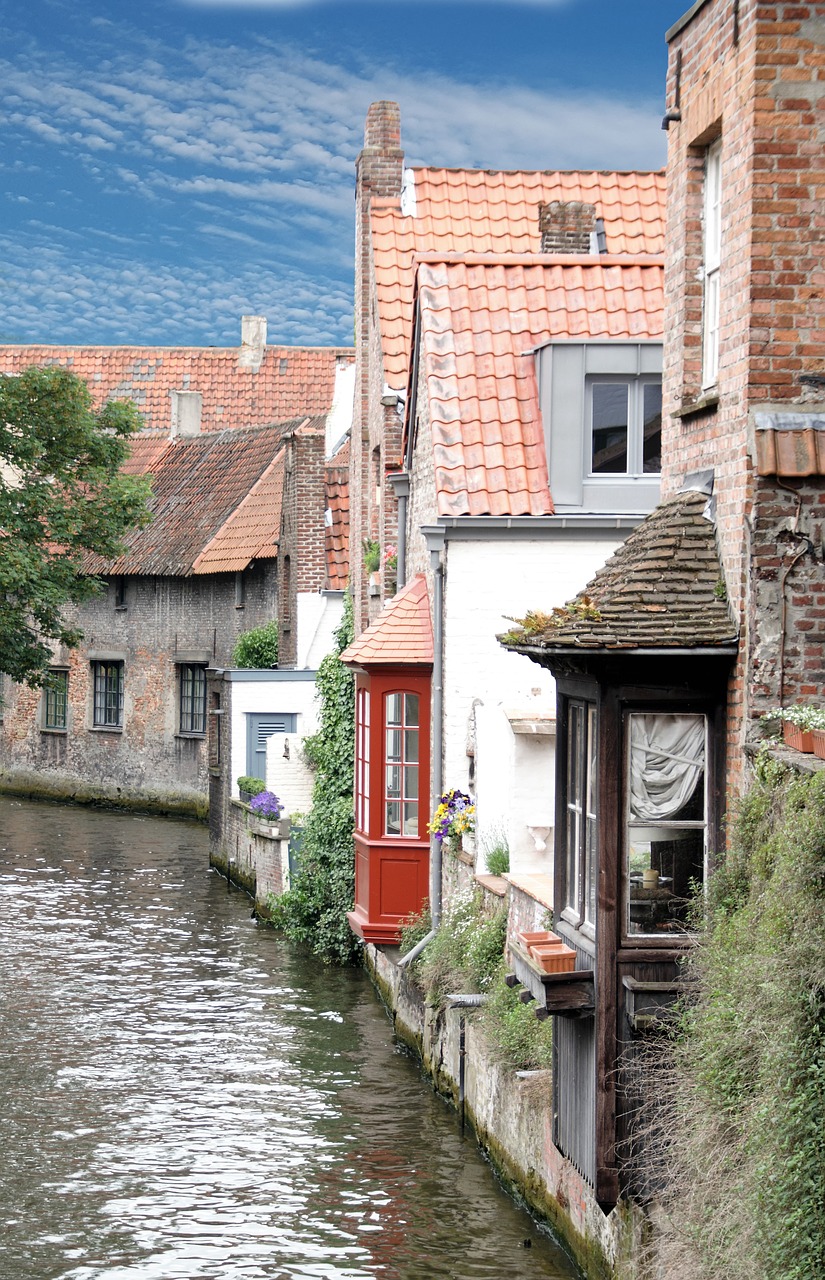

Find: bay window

[625,712,707,937]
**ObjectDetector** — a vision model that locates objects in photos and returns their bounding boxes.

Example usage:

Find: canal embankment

[0,764,208,819]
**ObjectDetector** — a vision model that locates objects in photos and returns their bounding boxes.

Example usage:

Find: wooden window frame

[92,660,124,729]
[560,697,598,941]
[43,669,69,731]
[179,663,207,736]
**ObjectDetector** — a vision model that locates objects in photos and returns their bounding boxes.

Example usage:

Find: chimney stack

[539,201,597,254]
[239,314,267,369]
[170,390,202,438]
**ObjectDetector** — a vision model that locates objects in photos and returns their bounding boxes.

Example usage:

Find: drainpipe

[398,524,446,966]
[387,471,410,590]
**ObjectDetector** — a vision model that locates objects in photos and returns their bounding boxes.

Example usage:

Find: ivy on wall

[268,593,359,964]
[652,754,825,1280]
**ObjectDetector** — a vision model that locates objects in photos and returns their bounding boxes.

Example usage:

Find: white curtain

[629,714,705,822]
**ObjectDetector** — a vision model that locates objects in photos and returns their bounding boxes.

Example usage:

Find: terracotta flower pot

[783,720,814,753]
[812,729,825,760]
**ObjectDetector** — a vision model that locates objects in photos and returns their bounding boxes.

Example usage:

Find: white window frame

[561,700,598,940]
[587,375,662,479]
[702,139,722,390]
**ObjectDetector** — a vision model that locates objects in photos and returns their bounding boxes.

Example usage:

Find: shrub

[362,539,380,573]
[267,594,358,964]
[485,843,510,876]
[237,775,266,798]
[414,891,507,1006]
[232,620,279,668]
[249,790,283,820]
[480,964,553,1071]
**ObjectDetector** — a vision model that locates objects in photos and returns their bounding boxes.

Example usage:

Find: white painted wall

[265,732,315,820]
[326,359,355,458]
[442,536,622,875]
[296,591,344,670]
[229,674,320,798]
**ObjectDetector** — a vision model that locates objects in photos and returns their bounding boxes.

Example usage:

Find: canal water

[0,797,580,1280]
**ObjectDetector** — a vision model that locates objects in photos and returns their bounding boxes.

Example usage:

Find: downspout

[387,471,410,590]
[398,523,446,966]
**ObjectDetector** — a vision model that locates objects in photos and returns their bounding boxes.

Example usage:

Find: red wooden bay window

[348,668,431,944]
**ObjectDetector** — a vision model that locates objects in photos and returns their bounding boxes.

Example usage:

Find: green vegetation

[236,776,267,798]
[362,539,380,573]
[402,893,553,1071]
[232,620,279,669]
[267,594,358,964]
[485,841,510,876]
[0,366,151,685]
[657,753,825,1280]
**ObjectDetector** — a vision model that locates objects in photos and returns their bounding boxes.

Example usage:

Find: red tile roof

[86,424,290,577]
[341,574,433,667]
[373,167,665,387]
[325,439,350,590]
[0,344,353,433]
[413,254,664,517]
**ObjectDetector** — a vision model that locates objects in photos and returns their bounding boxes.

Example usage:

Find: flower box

[783,720,814,753]
[530,943,576,974]
[813,729,825,760]
[248,816,291,840]
[519,930,557,948]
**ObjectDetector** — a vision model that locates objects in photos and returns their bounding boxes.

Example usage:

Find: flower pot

[519,930,557,948]
[530,943,576,974]
[783,720,814,753]
[812,729,825,760]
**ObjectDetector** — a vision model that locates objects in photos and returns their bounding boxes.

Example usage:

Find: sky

[1,0,688,350]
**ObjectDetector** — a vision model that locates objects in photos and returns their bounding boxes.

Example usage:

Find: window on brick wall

[179,664,207,735]
[92,661,124,728]
[43,669,69,731]
[702,140,722,390]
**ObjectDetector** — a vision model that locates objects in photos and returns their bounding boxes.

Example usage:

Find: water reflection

[0,797,579,1279]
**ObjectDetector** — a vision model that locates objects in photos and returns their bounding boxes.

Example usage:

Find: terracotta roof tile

[341,574,433,667]
[193,448,285,575]
[0,344,353,433]
[501,490,738,654]
[325,440,350,591]
[86,424,288,577]
[414,256,663,518]
[372,167,665,387]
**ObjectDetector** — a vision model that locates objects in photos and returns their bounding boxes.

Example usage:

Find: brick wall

[278,422,328,665]
[663,0,825,795]
[351,102,404,635]
[0,564,277,804]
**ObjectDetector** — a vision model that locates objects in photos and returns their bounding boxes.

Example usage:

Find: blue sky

[1,0,687,349]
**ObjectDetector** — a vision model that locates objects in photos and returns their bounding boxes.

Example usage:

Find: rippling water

[0,797,579,1280]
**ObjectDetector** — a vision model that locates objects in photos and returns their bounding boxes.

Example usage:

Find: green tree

[0,366,151,684]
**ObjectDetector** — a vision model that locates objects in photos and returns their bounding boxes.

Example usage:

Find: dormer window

[589,378,662,476]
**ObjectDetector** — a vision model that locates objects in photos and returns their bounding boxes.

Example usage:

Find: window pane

[93,662,123,727]
[592,384,628,474]
[386,801,401,835]
[404,729,419,763]
[386,728,401,762]
[404,693,419,726]
[629,714,705,822]
[584,704,598,926]
[385,694,402,726]
[386,764,401,798]
[626,827,705,936]
[642,383,662,473]
[403,802,418,836]
[404,765,418,801]
[44,672,68,730]
[565,704,583,914]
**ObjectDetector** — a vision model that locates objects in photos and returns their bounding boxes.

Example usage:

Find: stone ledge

[505,872,554,910]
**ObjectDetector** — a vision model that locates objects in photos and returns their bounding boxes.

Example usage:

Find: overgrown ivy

[653,754,825,1280]
[267,593,359,965]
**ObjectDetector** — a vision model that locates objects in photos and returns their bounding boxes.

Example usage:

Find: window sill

[88,724,123,734]
[176,732,206,741]
[672,391,719,421]
[505,872,554,910]
[40,727,67,736]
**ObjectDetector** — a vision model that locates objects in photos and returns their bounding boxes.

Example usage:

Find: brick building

[494,0,825,1239]
[0,320,353,814]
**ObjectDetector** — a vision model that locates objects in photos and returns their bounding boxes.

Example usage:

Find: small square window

[44,670,69,730]
[179,664,207,735]
[93,661,124,728]
[589,377,661,478]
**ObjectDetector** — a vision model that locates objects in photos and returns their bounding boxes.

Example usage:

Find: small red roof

[325,440,350,591]
[341,574,433,668]
[412,254,664,518]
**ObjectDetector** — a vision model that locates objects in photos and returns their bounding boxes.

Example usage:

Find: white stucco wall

[265,732,316,820]
[229,672,320,798]
[296,591,344,670]
[442,536,622,875]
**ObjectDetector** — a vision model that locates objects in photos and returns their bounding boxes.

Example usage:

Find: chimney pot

[240,315,267,369]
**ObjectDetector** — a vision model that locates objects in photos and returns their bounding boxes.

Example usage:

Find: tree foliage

[0,366,151,684]
[232,620,279,668]
[268,593,359,964]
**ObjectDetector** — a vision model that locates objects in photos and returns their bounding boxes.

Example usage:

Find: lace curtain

[629,714,705,822]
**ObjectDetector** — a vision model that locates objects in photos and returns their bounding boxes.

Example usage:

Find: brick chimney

[170,390,202,438]
[239,314,267,370]
[539,201,597,253]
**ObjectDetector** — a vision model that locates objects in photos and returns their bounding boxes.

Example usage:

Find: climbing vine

[268,593,359,964]
[651,755,825,1280]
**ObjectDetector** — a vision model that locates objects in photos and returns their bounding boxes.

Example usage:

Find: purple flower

[249,790,284,820]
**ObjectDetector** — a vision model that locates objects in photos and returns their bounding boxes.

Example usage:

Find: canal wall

[364,944,649,1280]
[0,766,208,820]
[209,797,290,905]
